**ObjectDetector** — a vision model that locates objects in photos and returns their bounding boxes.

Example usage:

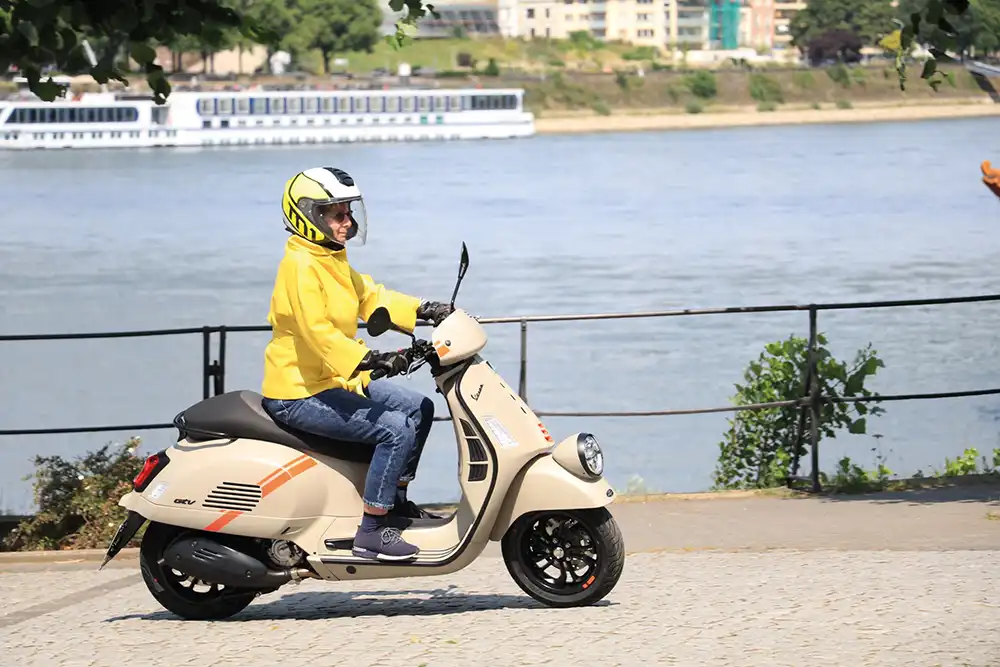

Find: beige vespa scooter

[102,243,625,620]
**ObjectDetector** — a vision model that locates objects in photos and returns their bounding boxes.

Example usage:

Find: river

[1,117,998,512]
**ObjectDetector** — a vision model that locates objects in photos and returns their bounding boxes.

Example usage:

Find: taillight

[133,451,169,491]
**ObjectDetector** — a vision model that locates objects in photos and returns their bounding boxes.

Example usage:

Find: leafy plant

[713,333,886,490]
[683,70,717,100]
[3,438,146,551]
[748,73,784,103]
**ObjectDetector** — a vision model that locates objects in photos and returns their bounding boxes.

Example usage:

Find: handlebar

[368,339,435,381]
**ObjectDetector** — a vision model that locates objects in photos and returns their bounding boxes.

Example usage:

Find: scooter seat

[174,390,375,464]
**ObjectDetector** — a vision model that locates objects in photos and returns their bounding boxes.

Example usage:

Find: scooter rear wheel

[139,522,258,620]
[501,507,625,608]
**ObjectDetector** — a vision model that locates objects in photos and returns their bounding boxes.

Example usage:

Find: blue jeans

[261,380,435,510]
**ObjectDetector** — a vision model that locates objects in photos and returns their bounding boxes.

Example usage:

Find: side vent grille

[460,418,489,482]
[203,482,261,512]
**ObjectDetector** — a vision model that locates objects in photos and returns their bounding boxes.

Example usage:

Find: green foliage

[288,0,381,74]
[713,333,886,490]
[791,0,898,47]
[683,70,717,99]
[748,73,784,103]
[836,98,854,108]
[622,45,658,61]
[943,447,981,476]
[826,62,853,86]
[3,438,146,551]
[757,100,778,111]
[685,100,703,113]
[483,56,500,77]
[823,453,893,493]
[793,70,817,89]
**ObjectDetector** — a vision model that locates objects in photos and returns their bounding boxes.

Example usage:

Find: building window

[526,8,534,17]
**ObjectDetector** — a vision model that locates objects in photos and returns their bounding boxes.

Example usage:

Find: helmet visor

[301,196,368,246]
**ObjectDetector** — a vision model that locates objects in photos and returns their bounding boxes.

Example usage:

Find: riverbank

[534,97,1000,134]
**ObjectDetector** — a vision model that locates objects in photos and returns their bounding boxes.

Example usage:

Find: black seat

[175,390,375,464]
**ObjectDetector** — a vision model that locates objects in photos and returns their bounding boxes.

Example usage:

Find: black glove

[417,300,453,326]
[357,349,410,378]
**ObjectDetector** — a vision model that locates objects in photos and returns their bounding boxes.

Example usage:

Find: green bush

[622,46,659,61]
[757,101,778,112]
[836,99,853,109]
[685,100,704,113]
[3,438,146,551]
[683,70,717,100]
[792,70,816,89]
[713,334,886,490]
[748,73,784,104]
[826,63,851,87]
[483,57,500,77]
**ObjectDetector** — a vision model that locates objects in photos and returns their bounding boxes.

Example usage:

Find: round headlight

[576,433,604,478]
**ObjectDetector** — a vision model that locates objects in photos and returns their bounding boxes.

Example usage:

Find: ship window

[351,97,366,113]
[303,96,318,114]
[251,98,267,114]
[287,97,301,114]
[433,96,446,112]
[401,96,414,112]
[321,96,335,113]
[418,96,430,112]
[197,98,214,115]
[217,97,233,114]
[386,96,399,113]
[269,97,285,114]
[233,98,249,114]
[447,96,460,111]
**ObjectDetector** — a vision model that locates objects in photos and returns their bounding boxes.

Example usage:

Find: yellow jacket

[261,236,421,400]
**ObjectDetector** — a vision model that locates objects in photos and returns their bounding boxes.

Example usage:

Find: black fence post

[215,326,227,396]
[201,327,212,400]
[807,306,822,493]
[518,319,528,402]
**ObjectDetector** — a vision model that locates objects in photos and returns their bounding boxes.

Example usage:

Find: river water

[1,118,999,512]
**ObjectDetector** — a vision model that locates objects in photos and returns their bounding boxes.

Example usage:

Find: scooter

[102,242,625,620]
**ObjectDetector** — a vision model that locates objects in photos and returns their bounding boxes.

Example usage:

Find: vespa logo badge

[471,384,484,401]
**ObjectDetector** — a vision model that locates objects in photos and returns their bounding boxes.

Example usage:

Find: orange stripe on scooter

[257,454,310,488]
[205,510,242,532]
[260,455,317,498]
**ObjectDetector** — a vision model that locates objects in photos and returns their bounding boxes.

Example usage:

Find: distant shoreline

[534,99,1000,135]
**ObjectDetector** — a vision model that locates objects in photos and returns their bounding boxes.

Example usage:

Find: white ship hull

[0,86,536,151]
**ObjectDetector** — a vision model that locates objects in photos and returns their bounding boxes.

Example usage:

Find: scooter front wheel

[501,507,625,608]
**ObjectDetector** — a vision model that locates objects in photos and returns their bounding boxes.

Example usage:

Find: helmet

[281,167,369,247]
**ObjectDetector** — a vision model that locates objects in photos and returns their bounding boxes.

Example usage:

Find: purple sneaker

[352,524,420,561]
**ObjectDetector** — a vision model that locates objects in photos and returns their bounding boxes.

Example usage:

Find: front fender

[489,454,614,542]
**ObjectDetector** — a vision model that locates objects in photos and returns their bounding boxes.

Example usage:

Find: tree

[790,0,897,49]
[0,0,265,103]
[712,334,885,491]
[805,28,864,65]
[293,0,381,74]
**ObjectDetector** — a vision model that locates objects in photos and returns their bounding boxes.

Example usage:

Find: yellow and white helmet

[281,167,368,247]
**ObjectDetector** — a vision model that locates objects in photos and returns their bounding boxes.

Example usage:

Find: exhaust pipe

[161,535,316,588]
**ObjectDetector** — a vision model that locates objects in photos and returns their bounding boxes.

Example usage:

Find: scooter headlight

[576,433,604,478]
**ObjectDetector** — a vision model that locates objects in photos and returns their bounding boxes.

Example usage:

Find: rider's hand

[358,349,411,377]
[417,300,454,326]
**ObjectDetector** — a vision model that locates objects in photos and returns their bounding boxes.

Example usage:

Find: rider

[260,166,452,561]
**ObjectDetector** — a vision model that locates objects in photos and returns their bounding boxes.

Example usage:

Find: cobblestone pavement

[2,490,998,667]
[2,550,998,667]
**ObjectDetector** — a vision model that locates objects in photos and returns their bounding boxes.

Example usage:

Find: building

[773,0,805,49]
[379,0,502,38]
[380,0,783,55]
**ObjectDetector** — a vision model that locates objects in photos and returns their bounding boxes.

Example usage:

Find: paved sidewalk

[1,486,998,667]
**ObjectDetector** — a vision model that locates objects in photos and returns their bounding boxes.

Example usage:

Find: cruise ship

[0,82,535,150]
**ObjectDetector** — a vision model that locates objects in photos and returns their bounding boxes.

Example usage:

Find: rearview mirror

[367,307,392,337]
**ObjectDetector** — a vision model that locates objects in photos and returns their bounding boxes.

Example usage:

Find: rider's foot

[352,513,419,561]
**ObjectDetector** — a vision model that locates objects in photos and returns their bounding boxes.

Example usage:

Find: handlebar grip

[370,367,387,380]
